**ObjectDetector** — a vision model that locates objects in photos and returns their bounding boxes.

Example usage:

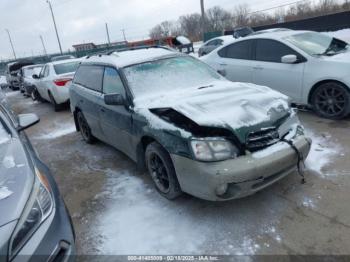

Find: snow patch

[0,186,13,200]
[302,196,316,209]
[324,29,350,43]
[35,122,76,140]
[2,155,15,169]
[305,130,342,177]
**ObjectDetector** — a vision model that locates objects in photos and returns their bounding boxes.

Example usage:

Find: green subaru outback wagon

[69,46,311,201]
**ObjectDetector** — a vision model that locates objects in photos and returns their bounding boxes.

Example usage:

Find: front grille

[246,127,280,151]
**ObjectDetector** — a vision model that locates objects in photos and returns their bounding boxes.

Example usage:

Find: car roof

[82,47,181,68]
[49,58,82,66]
[222,30,311,46]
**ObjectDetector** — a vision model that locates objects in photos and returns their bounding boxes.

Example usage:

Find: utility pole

[200,0,206,39]
[5,29,16,59]
[47,0,63,54]
[105,23,111,46]
[121,29,127,42]
[40,35,48,56]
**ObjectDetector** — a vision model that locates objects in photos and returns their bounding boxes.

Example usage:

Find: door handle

[253,66,264,70]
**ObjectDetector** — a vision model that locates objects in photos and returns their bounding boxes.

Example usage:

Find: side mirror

[32,74,39,79]
[104,93,125,106]
[17,114,40,132]
[281,54,298,64]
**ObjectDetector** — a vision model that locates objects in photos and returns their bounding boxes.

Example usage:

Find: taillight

[53,78,72,86]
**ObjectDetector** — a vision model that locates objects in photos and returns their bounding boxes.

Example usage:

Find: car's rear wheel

[77,111,95,144]
[145,142,182,200]
[312,82,350,119]
[48,92,60,112]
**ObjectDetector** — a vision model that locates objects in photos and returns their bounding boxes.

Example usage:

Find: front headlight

[190,138,240,161]
[9,168,53,258]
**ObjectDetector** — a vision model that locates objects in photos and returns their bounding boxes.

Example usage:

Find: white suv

[34,59,81,111]
[201,30,350,119]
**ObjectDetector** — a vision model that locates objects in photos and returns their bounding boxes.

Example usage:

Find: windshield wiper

[197,85,213,90]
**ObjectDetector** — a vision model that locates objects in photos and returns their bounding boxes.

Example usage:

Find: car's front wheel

[77,111,95,144]
[145,142,182,200]
[311,82,350,119]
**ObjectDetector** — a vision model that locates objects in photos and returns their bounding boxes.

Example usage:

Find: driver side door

[99,67,134,158]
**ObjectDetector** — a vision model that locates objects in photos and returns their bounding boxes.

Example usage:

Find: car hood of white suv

[134,81,290,141]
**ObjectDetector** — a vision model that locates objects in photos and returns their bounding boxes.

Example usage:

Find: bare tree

[179,13,202,41]
[233,4,250,27]
[206,6,233,32]
[149,20,181,39]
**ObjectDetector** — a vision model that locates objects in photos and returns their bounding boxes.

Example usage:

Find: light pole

[105,23,111,46]
[47,0,63,54]
[121,29,127,42]
[40,35,48,56]
[200,0,206,38]
[5,29,16,59]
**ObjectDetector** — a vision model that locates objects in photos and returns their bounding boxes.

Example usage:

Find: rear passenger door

[100,67,133,157]
[252,39,305,101]
[36,65,50,101]
[73,64,105,139]
[216,40,254,83]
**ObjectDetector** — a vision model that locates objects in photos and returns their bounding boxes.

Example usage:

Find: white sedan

[34,59,81,111]
[201,30,350,119]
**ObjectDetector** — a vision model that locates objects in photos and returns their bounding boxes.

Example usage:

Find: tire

[145,142,182,200]
[77,111,95,144]
[48,92,60,112]
[311,82,350,120]
[31,90,38,101]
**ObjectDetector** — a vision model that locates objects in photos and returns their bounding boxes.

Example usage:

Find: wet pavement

[5,90,350,255]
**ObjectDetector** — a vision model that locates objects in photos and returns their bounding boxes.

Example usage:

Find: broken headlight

[9,168,53,258]
[190,138,239,161]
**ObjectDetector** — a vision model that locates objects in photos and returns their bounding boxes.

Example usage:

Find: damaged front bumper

[171,135,311,201]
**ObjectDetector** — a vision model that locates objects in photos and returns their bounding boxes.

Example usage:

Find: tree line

[149,0,350,41]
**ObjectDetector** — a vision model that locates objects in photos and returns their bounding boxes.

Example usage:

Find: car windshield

[54,61,80,75]
[123,56,222,97]
[285,32,348,56]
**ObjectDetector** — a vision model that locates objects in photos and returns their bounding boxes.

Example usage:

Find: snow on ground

[85,168,287,256]
[305,130,342,177]
[4,90,20,97]
[35,122,76,140]
[324,29,350,43]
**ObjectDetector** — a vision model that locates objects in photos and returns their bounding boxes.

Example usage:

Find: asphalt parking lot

[5,90,350,256]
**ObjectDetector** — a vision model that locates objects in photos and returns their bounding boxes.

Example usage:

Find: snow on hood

[134,80,290,132]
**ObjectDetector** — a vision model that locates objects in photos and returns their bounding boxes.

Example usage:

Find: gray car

[198,36,233,57]
[69,46,311,201]
[0,91,75,261]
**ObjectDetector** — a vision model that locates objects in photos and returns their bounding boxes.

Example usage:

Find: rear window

[73,65,104,92]
[23,66,43,77]
[54,61,80,75]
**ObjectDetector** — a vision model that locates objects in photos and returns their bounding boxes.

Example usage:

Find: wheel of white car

[311,82,350,120]
[145,142,182,200]
[48,92,60,112]
[31,89,37,101]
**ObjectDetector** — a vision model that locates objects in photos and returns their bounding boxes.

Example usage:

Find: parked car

[201,30,350,119]
[69,46,311,201]
[51,55,76,62]
[0,91,75,260]
[5,61,34,90]
[18,64,44,97]
[198,36,234,57]
[34,59,81,111]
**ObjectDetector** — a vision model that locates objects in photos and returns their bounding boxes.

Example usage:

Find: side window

[44,66,50,77]
[218,40,253,60]
[73,65,104,92]
[206,40,216,46]
[103,67,126,96]
[255,39,299,63]
[39,66,46,78]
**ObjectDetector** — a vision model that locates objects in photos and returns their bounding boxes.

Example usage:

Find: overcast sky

[0,0,293,60]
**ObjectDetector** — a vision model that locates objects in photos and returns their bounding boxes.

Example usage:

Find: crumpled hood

[0,138,34,227]
[134,80,290,142]
[321,48,350,63]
